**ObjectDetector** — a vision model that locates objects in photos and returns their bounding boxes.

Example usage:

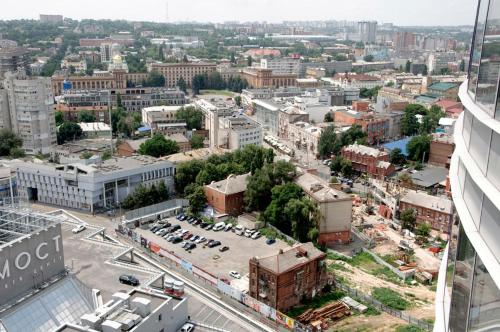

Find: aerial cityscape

[0,1,497,332]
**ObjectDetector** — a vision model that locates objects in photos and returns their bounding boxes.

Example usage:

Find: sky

[1,0,478,26]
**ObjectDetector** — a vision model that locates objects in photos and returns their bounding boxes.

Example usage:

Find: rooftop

[252,242,325,274]
[410,166,449,188]
[78,122,111,132]
[205,173,250,195]
[343,143,388,158]
[428,82,458,91]
[432,132,454,144]
[161,147,230,164]
[295,172,350,202]
[400,191,453,215]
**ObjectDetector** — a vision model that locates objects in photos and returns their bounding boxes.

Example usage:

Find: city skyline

[2,0,477,26]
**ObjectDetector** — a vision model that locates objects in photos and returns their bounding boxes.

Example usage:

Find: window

[468,117,492,174]
[468,0,489,96]
[463,172,483,228]
[158,314,162,321]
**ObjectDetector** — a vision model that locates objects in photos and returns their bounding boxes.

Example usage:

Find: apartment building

[333,109,390,144]
[429,132,454,168]
[332,73,383,89]
[2,71,57,154]
[0,47,30,78]
[141,105,188,135]
[399,191,453,233]
[148,62,217,88]
[288,121,322,157]
[295,172,352,245]
[252,99,282,134]
[435,1,500,330]
[11,155,175,212]
[260,57,300,75]
[341,143,395,178]
[249,243,328,311]
[278,105,309,139]
[39,14,63,23]
[358,21,377,43]
[219,115,262,150]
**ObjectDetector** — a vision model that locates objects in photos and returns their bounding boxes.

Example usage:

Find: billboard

[0,224,65,305]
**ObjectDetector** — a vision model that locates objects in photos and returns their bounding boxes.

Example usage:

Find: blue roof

[137,126,151,132]
[428,82,458,91]
[383,137,413,156]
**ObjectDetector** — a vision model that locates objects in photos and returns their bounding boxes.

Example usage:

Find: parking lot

[135,215,292,286]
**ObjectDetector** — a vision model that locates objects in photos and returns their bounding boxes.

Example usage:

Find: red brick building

[352,101,370,112]
[203,173,249,216]
[399,191,454,233]
[249,243,329,311]
[341,143,395,178]
[334,110,390,144]
[429,133,454,168]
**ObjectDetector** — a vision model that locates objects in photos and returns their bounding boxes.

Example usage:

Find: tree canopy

[138,134,180,157]
[175,106,203,130]
[121,182,169,210]
[57,122,83,144]
[406,135,431,162]
[78,111,96,123]
[389,148,406,165]
[190,134,204,149]
[0,129,23,157]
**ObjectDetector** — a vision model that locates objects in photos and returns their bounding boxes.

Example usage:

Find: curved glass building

[435,0,500,331]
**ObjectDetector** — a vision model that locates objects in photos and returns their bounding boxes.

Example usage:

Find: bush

[372,287,410,310]
[395,325,425,332]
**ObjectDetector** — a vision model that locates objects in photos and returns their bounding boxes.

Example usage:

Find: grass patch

[200,89,234,97]
[395,325,426,332]
[372,287,410,311]
[372,266,402,284]
[286,291,346,318]
[363,305,381,316]
[259,226,295,245]
[328,262,352,273]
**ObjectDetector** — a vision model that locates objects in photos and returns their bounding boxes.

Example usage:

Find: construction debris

[296,301,351,324]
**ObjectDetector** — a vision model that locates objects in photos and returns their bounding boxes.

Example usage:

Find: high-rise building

[1,71,57,154]
[434,0,500,331]
[358,21,377,43]
[0,47,30,78]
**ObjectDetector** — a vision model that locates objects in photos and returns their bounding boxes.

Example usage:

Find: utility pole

[108,93,113,155]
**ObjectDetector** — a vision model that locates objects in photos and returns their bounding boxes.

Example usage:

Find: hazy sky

[1,0,477,26]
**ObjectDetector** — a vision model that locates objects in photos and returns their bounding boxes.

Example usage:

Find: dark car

[188,217,196,223]
[172,236,183,244]
[185,243,196,250]
[191,235,199,242]
[171,224,181,231]
[194,219,202,226]
[200,222,208,228]
[176,214,183,220]
[205,224,213,231]
[150,225,161,233]
[208,240,221,248]
[266,238,276,245]
[119,274,139,286]
[179,215,187,221]
[219,246,229,252]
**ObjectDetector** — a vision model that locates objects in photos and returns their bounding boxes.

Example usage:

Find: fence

[115,225,309,332]
[361,248,415,280]
[266,223,298,245]
[124,199,189,224]
[337,283,434,331]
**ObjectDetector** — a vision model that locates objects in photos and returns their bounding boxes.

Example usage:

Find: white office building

[260,58,300,75]
[358,21,377,43]
[9,155,175,212]
[219,115,262,150]
[1,71,57,154]
[434,1,500,330]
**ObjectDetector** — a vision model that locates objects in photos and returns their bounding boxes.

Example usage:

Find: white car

[244,229,255,238]
[229,271,241,279]
[72,224,86,234]
[251,231,261,239]
[235,225,245,236]
[195,236,206,244]
[179,323,194,332]
[224,224,233,232]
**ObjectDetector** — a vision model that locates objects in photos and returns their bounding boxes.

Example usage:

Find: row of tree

[401,104,445,137]
[318,124,367,159]
[0,129,25,158]
[191,72,248,95]
[121,182,169,210]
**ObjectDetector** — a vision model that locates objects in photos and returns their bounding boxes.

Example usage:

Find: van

[235,225,244,235]
[244,229,255,237]
[213,222,226,231]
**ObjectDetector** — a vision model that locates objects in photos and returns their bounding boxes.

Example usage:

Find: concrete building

[11,155,175,212]
[78,122,112,138]
[399,191,453,233]
[249,242,328,311]
[0,47,29,78]
[332,73,383,89]
[219,115,262,150]
[295,172,352,245]
[252,99,282,134]
[278,105,309,139]
[427,82,459,100]
[204,173,249,216]
[0,164,16,202]
[358,21,377,43]
[2,71,57,154]
[288,121,322,157]
[259,57,300,75]
[341,143,395,178]
[141,105,188,135]
[39,14,63,23]
[241,68,297,88]
[61,56,87,73]
[434,1,500,330]
[428,51,457,74]
[429,133,454,168]
[148,62,216,88]
[298,61,352,78]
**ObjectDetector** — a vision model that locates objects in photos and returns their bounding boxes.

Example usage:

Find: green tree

[340,159,353,178]
[422,65,428,76]
[334,54,348,61]
[247,55,253,66]
[139,134,180,157]
[0,129,23,157]
[230,52,236,64]
[234,95,242,107]
[9,147,25,158]
[145,71,165,87]
[175,160,205,195]
[57,122,83,144]
[407,135,431,162]
[416,223,431,237]
[192,74,206,95]
[459,59,465,72]
[324,112,333,122]
[401,104,426,136]
[405,60,411,73]
[55,111,64,126]
[263,183,304,233]
[244,167,273,211]
[389,148,406,165]
[176,106,203,130]
[318,125,339,158]
[400,209,417,231]
[78,111,96,123]
[363,54,374,62]
[190,134,204,149]
[177,77,187,93]
[286,198,318,242]
[330,156,343,173]
[185,184,206,215]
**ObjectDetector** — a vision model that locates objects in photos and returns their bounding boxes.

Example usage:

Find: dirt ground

[330,312,406,332]
[332,260,435,320]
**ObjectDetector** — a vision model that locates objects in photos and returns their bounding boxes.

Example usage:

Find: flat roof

[295,172,350,202]
[400,191,453,214]
[205,173,250,195]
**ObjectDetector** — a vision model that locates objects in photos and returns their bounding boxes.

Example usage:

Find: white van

[244,229,255,238]
[213,221,226,231]
[235,225,245,235]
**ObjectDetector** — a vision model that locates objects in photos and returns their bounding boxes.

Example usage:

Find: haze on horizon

[1,0,476,26]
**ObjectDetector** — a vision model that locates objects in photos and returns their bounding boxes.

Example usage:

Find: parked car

[200,222,208,228]
[150,225,161,233]
[185,243,196,250]
[181,241,189,248]
[224,224,233,232]
[190,235,199,242]
[205,224,213,231]
[179,215,187,221]
[166,235,176,242]
[208,240,221,248]
[195,236,206,244]
[119,274,139,286]
[229,271,241,279]
[172,236,183,244]
[266,238,276,245]
[235,225,245,236]
[251,231,261,239]
[219,246,229,252]
[182,232,192,240]
[176,214,183,220]
[244,229,255,237]
[213,222,226,231]
[72,224,87,234]
[194,219,202,226]
[180,323,194,332]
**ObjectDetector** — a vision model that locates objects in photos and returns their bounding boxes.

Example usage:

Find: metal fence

[337,283,434,331]
[123,199,189,224]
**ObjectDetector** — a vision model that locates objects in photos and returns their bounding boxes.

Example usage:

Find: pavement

[136,216,291,287]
